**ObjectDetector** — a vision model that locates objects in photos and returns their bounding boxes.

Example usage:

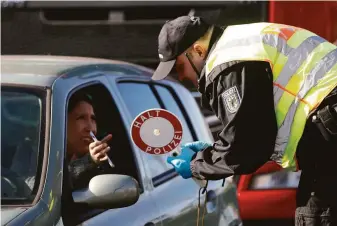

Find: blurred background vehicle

[235,162,301,226]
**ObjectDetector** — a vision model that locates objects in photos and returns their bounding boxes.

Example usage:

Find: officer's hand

[89,134,112,164]
[183,141,212,152]
[167,145,197,179]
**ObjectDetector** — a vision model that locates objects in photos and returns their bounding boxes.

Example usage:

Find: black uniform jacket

[191,31,337,195]
[191,59,278,180]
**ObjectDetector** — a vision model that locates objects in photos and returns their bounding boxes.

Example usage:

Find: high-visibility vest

[205,22,337,170]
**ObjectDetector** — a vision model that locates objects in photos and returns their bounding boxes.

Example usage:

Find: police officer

[151,16,337,226]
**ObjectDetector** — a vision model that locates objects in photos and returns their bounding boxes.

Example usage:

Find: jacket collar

[198,26,224,94]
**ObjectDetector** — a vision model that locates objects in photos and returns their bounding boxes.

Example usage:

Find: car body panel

[1,208,27,225]
[237,161,298,221]
[80,193,162,226]
[3,201,50,226]
[0,73,57,87]
[103,75,232,226]
[1,55,154,77]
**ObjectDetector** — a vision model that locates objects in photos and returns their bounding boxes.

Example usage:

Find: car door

[52,70,161,226]
[111,77,242,226]
[114,79,202,226]
[237,161,300,226]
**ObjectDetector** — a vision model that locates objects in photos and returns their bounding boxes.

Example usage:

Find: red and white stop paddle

[130,108,183,155]
[130,108,206,187]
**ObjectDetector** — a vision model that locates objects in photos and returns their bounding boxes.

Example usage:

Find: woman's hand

[89,134,112,164]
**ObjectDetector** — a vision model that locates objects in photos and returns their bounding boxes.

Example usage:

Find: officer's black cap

[152,16,210,80]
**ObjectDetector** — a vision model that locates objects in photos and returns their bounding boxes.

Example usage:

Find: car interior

[79,84,140,183]
[62,83,141,224]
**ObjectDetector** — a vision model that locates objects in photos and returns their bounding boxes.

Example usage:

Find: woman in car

[62,92,114,225]
[66,91,112,189]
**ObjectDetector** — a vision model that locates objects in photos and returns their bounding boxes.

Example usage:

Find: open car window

[62,83,141,224]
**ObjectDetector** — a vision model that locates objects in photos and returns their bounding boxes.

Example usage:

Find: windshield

[1,87,44,204]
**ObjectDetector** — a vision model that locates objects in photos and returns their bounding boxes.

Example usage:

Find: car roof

[1,55,157,87]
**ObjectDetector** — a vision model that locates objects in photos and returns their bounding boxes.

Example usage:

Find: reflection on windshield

[1,89,42,204]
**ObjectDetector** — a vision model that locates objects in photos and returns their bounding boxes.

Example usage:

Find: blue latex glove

[183,141,212,152]
[166,141,212,179]
[167,145,196,179]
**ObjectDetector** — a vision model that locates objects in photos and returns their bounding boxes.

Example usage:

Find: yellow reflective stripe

[206,43,268,75]
[206,29,294,76]
[262,34,293,56]
[287,29,317,48]
[299,48,337,104]
[272,54,288,81]
[263,23,298,35]
[273,49,337,170]
[281,102,308,170]
[281,97,312,170]
[274,36,327,105]
[207,54,217,73]
[276,41,334,125]
[219,23,271,42]
[288,42,335,91]
[304,60,337,109]
[275,48,337,160]
[263,44,278,62]
[280,48,337,169]
[285,42,333,96]
[206,29,292,76]
[275,91,293,127]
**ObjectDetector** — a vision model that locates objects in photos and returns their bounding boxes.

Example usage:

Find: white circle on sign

[139,117,174,147]
[153,129,160,136]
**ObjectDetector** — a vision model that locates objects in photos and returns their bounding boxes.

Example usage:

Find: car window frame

[1,84,48,207]
[152,83,198,140]
[150,83,199,187]
[63,79,148,223]
[64,80,142,178]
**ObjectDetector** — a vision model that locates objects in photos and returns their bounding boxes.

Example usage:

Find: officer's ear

[193,43,207,59]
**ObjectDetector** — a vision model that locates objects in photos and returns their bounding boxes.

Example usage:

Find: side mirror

[72,174,140,209]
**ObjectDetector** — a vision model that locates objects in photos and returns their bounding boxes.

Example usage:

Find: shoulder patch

[221,86,241,114]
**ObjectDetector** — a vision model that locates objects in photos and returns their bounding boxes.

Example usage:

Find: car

[236,161,300,226]
[1,55,242,226]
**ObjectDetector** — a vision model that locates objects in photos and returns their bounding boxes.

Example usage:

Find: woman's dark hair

[68,92,94,113]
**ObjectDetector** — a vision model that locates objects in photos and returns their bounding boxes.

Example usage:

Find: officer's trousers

[295,134,337,226]
[295,178,337,226]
